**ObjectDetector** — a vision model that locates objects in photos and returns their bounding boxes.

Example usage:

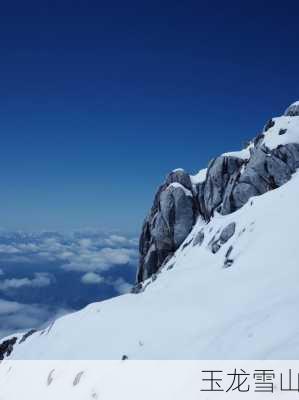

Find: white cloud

[0,232,138,274]
[0,230,137,340]
[81,272,103,285]
[78,238,93,249]
[0,273,52,291]
[0,299,50,338]
[0,299,25,315]
[62,247,137,272]
[0,299,74,340]
[17,243,39,252]
[113,278,132,294]
[103,235,138,247]
[0,245,20,254]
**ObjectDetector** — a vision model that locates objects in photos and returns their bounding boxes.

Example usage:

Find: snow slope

[4,170,299,360]
[0,103,299,368]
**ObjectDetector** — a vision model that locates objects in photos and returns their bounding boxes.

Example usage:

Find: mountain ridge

[137,101,299,283]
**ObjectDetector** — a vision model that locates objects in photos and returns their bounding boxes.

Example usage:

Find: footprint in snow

[73,371,84,386]
[91,390,99,399]
[47,369,55,386]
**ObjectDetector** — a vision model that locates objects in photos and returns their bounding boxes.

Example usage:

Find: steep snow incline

[6,171,299,360]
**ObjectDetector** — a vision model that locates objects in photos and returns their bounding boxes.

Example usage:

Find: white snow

[190,168,207,185]
[167,182,193,197]
[171,168,185,173]
[2,360,299,399]
[218,114,299,158]
[4,171,299,361]
[221,147,251,160]
[261,115,299,149]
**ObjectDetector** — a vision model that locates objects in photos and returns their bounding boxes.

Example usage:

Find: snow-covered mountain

[1,102,299,361]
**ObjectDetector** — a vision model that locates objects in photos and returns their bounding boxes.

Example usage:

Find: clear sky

[1,1,299,232]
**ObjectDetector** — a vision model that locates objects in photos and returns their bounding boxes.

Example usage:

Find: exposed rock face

[201,156,244,219]
[193,229,204,247]
[264,119,275,132]
[0,337,17,360]
[19,329,37,344]
[220,143,299,215]
[137,169,197,282]
[220,222,236,243]
[137,103,299,282]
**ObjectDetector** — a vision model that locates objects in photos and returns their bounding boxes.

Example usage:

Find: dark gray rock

[253,133,265,146]
[209,224,235,255]
[279,129,287,135]
[224,258,234,268]
[0,337,17,360]
[211,241,221,254]
[166,169,193,191]
[166,263,175,271]
[202,156,244,219]
[223,246,234,267]
[220,222,236,243]
[222,143,299,214]
[193,230,205,246]
[131,282,143,294]
[182,238,193,250]
[138,243,158,282]
[264,119,275,132]
[137,170,197,282]
[229,182,259,210]
[160,253,174,267]
[225,245,233,258]
[19,329,37,344]
[266,152,292,187]
[272,143,299,173]
[157,184,195,248]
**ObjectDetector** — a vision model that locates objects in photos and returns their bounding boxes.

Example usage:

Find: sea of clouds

[0,230,138,339]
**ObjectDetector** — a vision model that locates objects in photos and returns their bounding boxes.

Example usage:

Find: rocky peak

[136,103,299,283]
[284,101,299,116]
[165,169,193,191]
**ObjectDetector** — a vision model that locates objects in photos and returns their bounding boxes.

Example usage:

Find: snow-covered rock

[138,102,299,282]
[284,100,299,116]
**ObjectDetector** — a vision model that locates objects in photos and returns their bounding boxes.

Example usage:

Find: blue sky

[0,1,299,232]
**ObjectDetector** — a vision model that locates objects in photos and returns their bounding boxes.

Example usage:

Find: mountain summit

[1,102,299,361]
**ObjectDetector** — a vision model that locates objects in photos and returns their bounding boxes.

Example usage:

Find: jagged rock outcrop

[137,103,299,282]
[137,169,197,282]
[201,155,244,219]
[219,143,299,216]
[0,337,17,360]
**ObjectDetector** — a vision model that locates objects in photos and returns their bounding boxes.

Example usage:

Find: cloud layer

[0,230,138,278]
[0,273,53,291]
[0,230,138,339]
[0,298,71,339]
